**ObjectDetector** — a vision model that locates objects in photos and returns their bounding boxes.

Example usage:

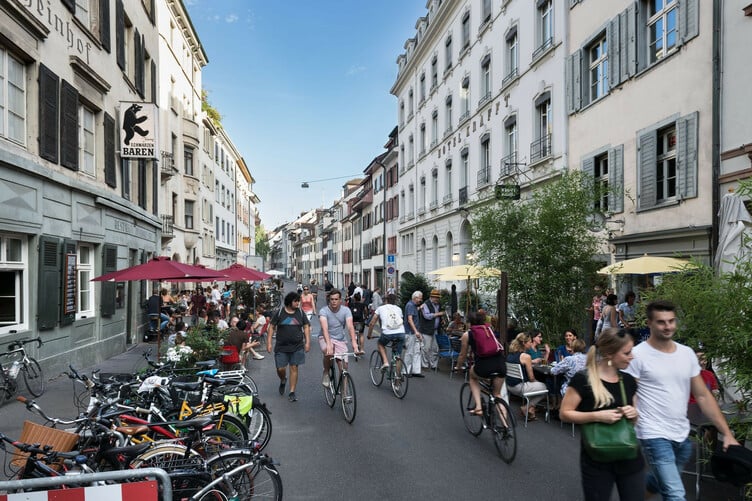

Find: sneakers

[252,353,265,360]
[278,378,287,395]
[322,373,331,388]
[380,363,389,372]
[288,392,297,402]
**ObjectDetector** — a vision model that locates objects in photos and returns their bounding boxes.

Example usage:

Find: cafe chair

[505,362,550,427]
[435,333,460,379]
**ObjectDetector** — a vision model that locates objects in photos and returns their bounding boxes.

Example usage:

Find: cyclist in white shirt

[366,293,406,370]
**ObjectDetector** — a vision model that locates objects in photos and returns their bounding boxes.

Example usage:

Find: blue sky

[183,1,427,229]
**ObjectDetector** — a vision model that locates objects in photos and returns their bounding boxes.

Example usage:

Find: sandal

[469,408,484,416]
[527,412,538,421]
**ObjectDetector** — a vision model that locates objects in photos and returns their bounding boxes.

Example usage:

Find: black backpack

[711,445,752,486]
[350,302,366,322]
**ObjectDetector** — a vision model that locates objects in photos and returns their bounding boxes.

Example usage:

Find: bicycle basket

[10,420,79,470]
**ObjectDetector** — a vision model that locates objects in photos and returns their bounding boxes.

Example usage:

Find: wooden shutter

[100,244,118,316]
[677,112,698,199]
[116,0,125,70]
[680,0,699,44]
[608,145,625,213]
[149,0,155,25]
[60,240,76,326]
[104,113,117,187]
[581,156,595,178]
[607,17,621,88]
[38,65,59,163]
[60,80,79,171]
[623,3,637,79]
[566,51,582,114]
[100,0,111,52]
[638,130,658,210]
[635,3,648,72]
[138,159,147,209]
[61,0,75,13]
[37,236,61,330]
[134,29,142,95]
[151,60,157,103]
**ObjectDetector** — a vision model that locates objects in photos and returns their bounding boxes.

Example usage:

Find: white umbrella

[266,269,285,277]
[715,192,752,274]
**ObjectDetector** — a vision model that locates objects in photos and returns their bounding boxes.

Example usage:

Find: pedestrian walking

[267,292,310,402]
[403,290,424,377]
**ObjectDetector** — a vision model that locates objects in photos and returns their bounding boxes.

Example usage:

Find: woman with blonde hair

[559,328,643,501]
[506,332,547,421]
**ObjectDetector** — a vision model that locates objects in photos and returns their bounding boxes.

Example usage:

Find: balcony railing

[501,67,518,88]
[417,206,426,216]
[477,167,490,188]
[429,200,439,210]
[530,134,552,163]
[430,138,438,148]
[160,152,176,178]
[478,92,492,108]
[443,193,453,205]
[459,186,468,206]
[443,127,453,138]
[407,211,415,220]
[459,110,470,124]
[161,215,174,238]
[499,152,518,177]
[532,37,554,61]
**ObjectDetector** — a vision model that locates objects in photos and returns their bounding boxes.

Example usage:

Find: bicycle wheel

[390,358,409,399]
[249,463,283,500]
[206,452,282,501]
[340,373,356,424]
[217,413,249,442]
[199,429,241,457]
[491,398,517,464]
[369,351,384,387]
[324,366,336,408]
[246,404,272,450]
[459,383,483,436]
[22,358,44,397]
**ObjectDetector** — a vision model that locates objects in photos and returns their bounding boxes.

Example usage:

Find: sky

[183,0,427,230]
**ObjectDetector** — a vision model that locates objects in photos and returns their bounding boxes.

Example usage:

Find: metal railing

[532,37,554,60]
[500,152,518,177]
[459,186,468,206]
[161,214,174,237]
[443,193,454,204]
[477,167,490,187]
[530,134,552,162]
[502,68,518,88]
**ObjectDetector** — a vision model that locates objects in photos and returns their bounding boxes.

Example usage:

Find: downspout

[711,0,722,264]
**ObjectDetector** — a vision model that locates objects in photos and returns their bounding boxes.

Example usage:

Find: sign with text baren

[119,102,158,158]
[495,184,521,200]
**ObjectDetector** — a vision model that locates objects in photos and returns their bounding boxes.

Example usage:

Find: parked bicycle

[323,352,358,423]
[459,374,517,463]
[0,337,44,405]
[368,339,408,399]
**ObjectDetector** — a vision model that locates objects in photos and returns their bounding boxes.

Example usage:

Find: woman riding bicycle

[455,311,506,416]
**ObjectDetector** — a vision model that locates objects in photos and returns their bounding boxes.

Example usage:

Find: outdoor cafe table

[533,364,563,401]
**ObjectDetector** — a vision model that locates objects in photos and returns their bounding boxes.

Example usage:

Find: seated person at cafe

[445,313,466,335]
[689,351,720,404]
[551,338,588,396]
[526,330,551,365]
[554,329,579,362]
[507,332,548,421]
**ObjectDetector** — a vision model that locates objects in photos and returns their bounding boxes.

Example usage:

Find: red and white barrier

[0,480,157,501]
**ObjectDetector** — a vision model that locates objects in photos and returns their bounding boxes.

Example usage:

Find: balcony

[530,134,552,163]
[430,138,438,148]
[477,167,490,188]
[459,186,468,206]
[443,127,453,139]
[350,188,373,211]
[399,215,407,223]
[500,152,518,177]
[459,110,470,124]
[429,200,439,210]
[478,92,492,108]
[532,37,554,61]
[407,211,415,220]
[160,152,176,179]
[443,193,453,205]
[501,68,519,88]
[161,215,174,239]
[417,205,426,216]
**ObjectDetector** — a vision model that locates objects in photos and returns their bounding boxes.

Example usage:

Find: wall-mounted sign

[119,102,158,158]
[495,184,521,200]
[63,253,77,315]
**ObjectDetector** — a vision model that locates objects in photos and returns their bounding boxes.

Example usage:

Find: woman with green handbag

[559,328,643,501]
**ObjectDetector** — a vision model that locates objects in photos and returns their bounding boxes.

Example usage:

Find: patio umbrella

[597,254,698,275]
[91,256,227,282]
[428,264,501,280]
[266,270,285,277]
[218,263,272,282]
[715,192,752,274]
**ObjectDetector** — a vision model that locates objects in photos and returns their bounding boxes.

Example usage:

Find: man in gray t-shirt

[318,290,360,388]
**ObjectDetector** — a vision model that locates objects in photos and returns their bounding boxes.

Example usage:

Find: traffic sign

[387,265,395,276]
[387,254,396,264]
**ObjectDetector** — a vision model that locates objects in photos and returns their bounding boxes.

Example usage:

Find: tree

[255,225,270,261]
[472,171,604,343]
[201,90,222,126]
[398,272,432,308]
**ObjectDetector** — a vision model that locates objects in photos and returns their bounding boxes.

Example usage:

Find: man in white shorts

[367,293,406,370]
[318,289,362,388]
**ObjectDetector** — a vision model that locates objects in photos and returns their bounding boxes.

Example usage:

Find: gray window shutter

[60,80,79,171]
[100,0,110,53]
[151,60,157,102]
[581,156,595,178]
[134,29,143,96]
[638,130,657,210]
[677,111,698,199]
[680,0,699,44]
[60,240,76,326]
[138,159,147,209]
[608,17,621,88]
[100,244,117,316]
[38,65,59,164]
[104,113,117,188]
[38,236,61,330]
[608,145,625,213]
[566,51,582,114]
[635,2,648,72]
[116,0,125,70]
[624,3,637,78]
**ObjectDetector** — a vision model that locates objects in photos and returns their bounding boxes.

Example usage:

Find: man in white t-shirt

[625,300,737,500]
[367,293,406,370]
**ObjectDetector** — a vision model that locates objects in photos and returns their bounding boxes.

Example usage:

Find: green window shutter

[60,240,76,326]
[38,65,59,164]
[100,0,111,53]
[607,17,621,88]
[38,236,61,330]
[100,244,118,317]
[60,80,79,171]
[679,0,699,44]
[104,113,117,188]
[677,111,698,200]
[566,51,581,114]
[608,145,625,213]
[638,130,658,210]
[116,0,125,70]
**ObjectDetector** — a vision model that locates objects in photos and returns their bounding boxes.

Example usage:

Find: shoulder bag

[581,374,639,462]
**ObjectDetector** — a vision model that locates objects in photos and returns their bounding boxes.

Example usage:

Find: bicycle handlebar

[5,336,43,353]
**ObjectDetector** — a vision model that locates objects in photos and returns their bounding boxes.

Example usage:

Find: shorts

[274,349,305,368]
[378,333,405,356]
[318,336,349,356]
[353,321,365,333]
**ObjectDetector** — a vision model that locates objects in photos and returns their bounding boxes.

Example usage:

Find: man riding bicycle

[366,293,405,370]
[319,290,362,388]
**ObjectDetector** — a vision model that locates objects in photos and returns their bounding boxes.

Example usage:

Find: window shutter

[100,0,110,52]
[151,60,157,102]
[116,0,125,70]
[138,159,147,209]
[638,130,658,210]
[134,29,143,96]
[100,244,117,316]
[104,113,117,187]
[677,111,698,199]
[149,0,156,25]
[581,156,595,178]
[607,17,621,88]
[680,0,699,43]
[38,236,61,330]
[608,145,625,213]
[38,65,59,163]
[60,240,76,326]
[635,3,648,72]
[566,51,582,114]
[61,0,75,13]
[624,3,637,78]
[60,80,79,171]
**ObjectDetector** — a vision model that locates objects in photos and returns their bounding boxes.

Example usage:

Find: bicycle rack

[0,467,172,501]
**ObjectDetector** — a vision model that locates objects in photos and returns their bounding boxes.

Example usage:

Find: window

[461,11,471,49]
[582,146,623,214]
[419,177,426,211]
[408,88,414,117]
[445,36,453,72]
[460,77,470,121]
[431,169,438,206]
[399,101,405,125]
[185,200,194,229]
[480,55,492,103]
[535,0,554,56]
[431,110,439,145]
[460,149,469,188]
[0,48,26,145]
[77,244,94,319]
[505,119,517,158]
[184,146,194,176]
[482,0,492,23]
[445,95,453,134]
[78,106,96,176]
[532,94,551,161]
[75,0,101,37]
[589,36,608,101]
[0,234,27,333]
[655,126,677,202]
[479,135,491,185]
[420,123,426,155]
[431,56,438,89]
[648,0,677,64]
[504,28,518,83]
[408,135,415,165]
[445,160,453,198]
[419,73,426,103]
[594,153,609,212]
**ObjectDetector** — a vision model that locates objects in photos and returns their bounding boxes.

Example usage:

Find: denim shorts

[274,349,305,368]
[378,333,405,356]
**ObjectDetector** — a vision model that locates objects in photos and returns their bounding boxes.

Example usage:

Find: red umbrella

[217,263,271,282]
[91,256,227,282]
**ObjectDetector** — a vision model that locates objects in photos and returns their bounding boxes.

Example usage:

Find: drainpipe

[711,0,722,263]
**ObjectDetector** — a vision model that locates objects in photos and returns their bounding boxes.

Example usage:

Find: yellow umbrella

[598,255,698,275]
[428,264,501,280]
